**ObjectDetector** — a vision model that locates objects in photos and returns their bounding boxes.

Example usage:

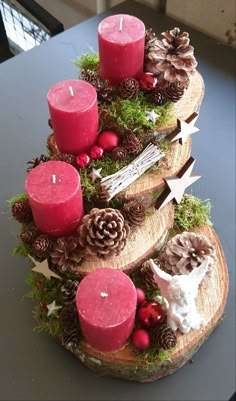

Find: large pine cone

[119,78,140,99]
[123,200,145,227]
[32,235,53,258]
[160,231,217,275]
[60,280,79,305]
[166,81,185,102]
[141,259,159,290]
[152,323,177,350]
[11,199,32,224]
[27,155,49,173]
[78,208,130,258]
[146,27,197,84]
[51,236,83,273]
[122,133,143,155]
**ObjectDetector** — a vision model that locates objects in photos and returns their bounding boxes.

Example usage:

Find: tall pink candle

[25,161,84,238]
[76,268,137,352]
[98,14,145,84]
[47,80,98,155]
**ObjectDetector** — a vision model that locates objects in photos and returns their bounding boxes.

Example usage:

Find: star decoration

[28,255,61,280]
[167,112,199,145]
[89,167,102,182]
[46,300,62,317]
[145,109,160,123]
[155,157,201,210]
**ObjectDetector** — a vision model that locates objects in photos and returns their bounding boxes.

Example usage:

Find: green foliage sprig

[8,193,28,207]
[73,52,99,71]
[173,194,211,231]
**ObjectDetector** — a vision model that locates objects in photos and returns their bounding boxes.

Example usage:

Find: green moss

[73,52,99,71]
[174,194,212,231]
[134,346,170,370]
[8,193,28,207]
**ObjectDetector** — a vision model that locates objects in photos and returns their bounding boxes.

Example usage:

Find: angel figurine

[149,258,210,334]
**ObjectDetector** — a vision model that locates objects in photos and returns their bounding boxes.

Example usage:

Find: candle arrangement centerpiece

[10,14,228,382]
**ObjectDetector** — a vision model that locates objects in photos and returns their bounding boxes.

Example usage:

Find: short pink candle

[25,161,84,237]
[47,80,98,155]
[76,268,137,352]
[98,14,145,84]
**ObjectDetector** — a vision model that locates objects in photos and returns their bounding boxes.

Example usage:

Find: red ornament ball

[132,329,150,350]
[137,300,165,328]
[97,131,119,152]
[76,153,91,168]
[136,288,145,305]
[139,72,158,91]
[90,145,104,160]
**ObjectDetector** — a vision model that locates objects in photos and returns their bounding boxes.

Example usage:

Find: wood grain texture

[73,224,228,382]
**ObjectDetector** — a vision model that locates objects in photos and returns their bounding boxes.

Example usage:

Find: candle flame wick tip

[119,17,123,31]
[52,174,57,184]
[100,292,108,297]
[69,86,74,96]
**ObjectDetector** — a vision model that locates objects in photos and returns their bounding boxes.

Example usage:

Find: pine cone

[122,133,143,155]
[111,146,128,161]
[160,231,217,275]
[51,237,83,273]
[95,80,114,104]
[166,81,185,102]
[146,27,197,84]
[60,280,79,305]
[119,78,140,99]
[20,228,39,244]
[32,235,53,258]
[80,68,98,85]
[60,305,80,349]
[27,155,49,172]
[78,208,130,258]
[152,323,177,350]
[140,259,159,290]
[149,89,168,105]
[123,200,145,227]
[53,153,76,166]
[11,199,33,224]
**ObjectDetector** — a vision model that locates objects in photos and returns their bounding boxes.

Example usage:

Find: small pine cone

[53,153,76,166]
[78,208,130,259]
[32,235,53,258]
[11,199,33,224]
[80,68,98,85]
[122,133,143,155]
[60,280,79,305]
[95,80,114,104]
[60,305,78,330]
[141,259,159,290]
[166,81,185,102]
[51,236,83,274]
[119,78,140,99]
[150,89,168,105]
[123,200,145,227]
[62,327,80,350]
[27,155,49,172]
[20,228,39,244]
[111,146,128,161]
[152,324,177,350]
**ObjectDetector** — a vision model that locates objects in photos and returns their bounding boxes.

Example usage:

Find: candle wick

[100,292,108,297]
[52,174,57,184]
[119,17,123,31]
[69,86,74,96]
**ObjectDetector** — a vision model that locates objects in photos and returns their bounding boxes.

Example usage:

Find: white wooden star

[169,112,199,145]
[89,167,102,182]
[28,255,61,280]
[46,300,62,317]
[145,109,160,123]
[155,157,201,210]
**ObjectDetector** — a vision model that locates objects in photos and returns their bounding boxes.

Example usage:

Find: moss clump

[174,194,211,231]
[73,52,99,71]
[8,193,28,207]
[134,346,170,371]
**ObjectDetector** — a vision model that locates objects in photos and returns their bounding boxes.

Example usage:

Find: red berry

[132,329,150,350]
[139,72,158,91]
[97,131,119,152]
[76,153,91,168]
[137,300,165,327]
[90,145,104,160]
[136,288,145,305]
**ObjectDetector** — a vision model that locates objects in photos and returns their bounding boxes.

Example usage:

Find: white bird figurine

[148,258,210,334]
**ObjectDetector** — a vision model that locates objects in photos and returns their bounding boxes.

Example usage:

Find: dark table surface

[0,1,235,400]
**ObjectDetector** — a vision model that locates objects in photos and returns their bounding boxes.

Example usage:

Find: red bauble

[139,72,158,91]
[137,300,165,327]
[136,288,145,305]
[132,329,150,350]
[76,153,91,168]
[90,146,104,160]
[97,131,119,152]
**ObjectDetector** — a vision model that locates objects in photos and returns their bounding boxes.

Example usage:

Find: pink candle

[98,14,145,84]
[25,161,84,237]
[47,80,98,155]
[76,268,137,352]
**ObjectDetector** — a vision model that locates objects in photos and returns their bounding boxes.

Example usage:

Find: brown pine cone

[166,81,185,102]
[141,259,159,290]
[122,133,143,155]
[78,208,130,259]
[53,153,76,166]
[51,236,83,274]
[20,228,39,244]
[62,327,80,350]
[152,323,177,350]
[150,89,168,105]
[32,235,53,258]
[60,305,78,329]
[80,68,98,85]
[119,78,140,99]
[27,155,49,173]
[11,199,33,224]
[60,280,79,305]
[111,146,128,161]
[95,80,114,104]
[123,200,145,227]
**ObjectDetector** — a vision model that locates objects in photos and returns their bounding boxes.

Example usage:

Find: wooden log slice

[75,202,174,275]
[71,224,228,382]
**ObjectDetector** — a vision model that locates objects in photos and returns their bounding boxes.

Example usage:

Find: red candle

[25,161,84,237]
[76,268,137,352]
[47,80,98,155]
[98,14,145,84]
